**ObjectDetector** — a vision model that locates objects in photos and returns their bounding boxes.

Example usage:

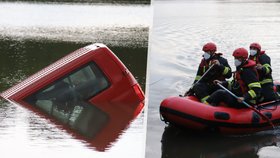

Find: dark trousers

[193,82,219,101]
[206,89,244,108]
[261,83,277,102]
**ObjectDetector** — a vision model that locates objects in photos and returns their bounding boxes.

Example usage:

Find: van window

[24,62,110,137]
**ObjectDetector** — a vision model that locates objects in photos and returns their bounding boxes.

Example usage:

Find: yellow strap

[249,100,256,104]
[248,82,261,89]
[254,56,257,61]
[222,67,230,75]
[227,81,232,90]
[260,78,273,84]
[195,75,202,81]
[201,95,210,103]
[204,101,209,105]
[265,67,270,74]
[263,64,271,74]
[203,66,206,73]
[263,63,271,68]
[248,90,257,98]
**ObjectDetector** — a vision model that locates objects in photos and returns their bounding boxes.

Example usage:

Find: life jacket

[234,60,258,94]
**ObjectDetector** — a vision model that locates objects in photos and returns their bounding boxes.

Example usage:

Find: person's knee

[193,82,201,89]
[213,89,226,96]
[193,82,207,91]
[206,89,225,105]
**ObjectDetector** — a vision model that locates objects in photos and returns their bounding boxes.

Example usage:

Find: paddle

[183,64,216,96]
[216,82,275,128]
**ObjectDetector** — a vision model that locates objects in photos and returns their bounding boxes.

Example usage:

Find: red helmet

[232,48,248,59]
[202,42,217,52]
[250,43,261,51]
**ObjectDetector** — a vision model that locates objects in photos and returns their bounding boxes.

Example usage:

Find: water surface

[0,1,149,158]
[146,0,280,157]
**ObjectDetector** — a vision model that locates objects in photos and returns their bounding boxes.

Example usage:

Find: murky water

[0,1,149,158]
[146,0,280,158]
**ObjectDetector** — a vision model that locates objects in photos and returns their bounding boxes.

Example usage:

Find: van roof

[1,43,107,99]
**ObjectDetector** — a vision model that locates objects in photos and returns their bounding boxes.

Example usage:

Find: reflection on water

[147,0,280,158]
[162,125,278,158]
[0,1,148,158]
[0,99,145,157]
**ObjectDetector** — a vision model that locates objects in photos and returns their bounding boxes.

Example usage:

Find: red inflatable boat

[160,94,280,134]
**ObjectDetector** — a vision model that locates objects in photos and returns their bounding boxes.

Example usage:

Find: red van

[0,43,145,151]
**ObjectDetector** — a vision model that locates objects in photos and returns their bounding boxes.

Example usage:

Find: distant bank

[0,0,150,4]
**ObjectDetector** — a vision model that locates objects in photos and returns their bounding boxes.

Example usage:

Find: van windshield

[24,62,110,138]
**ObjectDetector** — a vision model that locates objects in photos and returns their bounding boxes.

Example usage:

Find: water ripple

[147,1,280,157]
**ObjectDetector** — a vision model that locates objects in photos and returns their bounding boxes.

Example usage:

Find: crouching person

[207,48,261,107]
[187,42,232,104]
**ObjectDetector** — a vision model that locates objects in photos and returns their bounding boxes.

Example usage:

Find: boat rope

[256,99,280,111]
[257,104,277,111]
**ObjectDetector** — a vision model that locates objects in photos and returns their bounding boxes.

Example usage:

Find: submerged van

[0,43,145,151]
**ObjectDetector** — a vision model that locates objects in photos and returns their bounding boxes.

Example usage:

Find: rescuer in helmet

[207,48,262,107]
[186,42,232,104]
[249,43,276,102]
